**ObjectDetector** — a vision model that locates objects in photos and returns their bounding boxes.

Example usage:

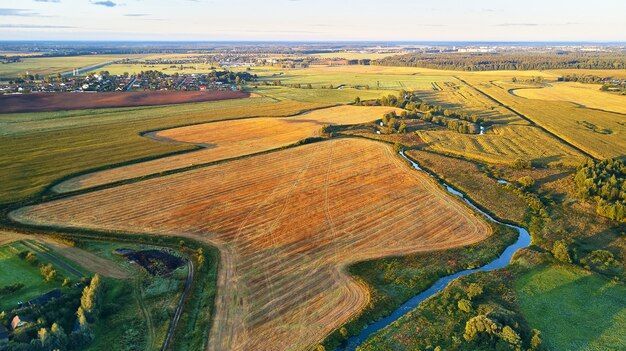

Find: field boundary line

[454,76,596,160]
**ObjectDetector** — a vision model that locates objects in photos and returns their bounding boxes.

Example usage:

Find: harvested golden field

[418,125,584,166]
[511,82,626,114]
[13,138,491,351]
[463,78,626,159]
[53,105,401,193]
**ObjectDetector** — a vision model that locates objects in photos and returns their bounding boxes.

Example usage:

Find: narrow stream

[338,151,531,351]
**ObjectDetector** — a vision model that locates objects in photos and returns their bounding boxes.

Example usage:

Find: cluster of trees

[17,251,58,284]
[380,112,407,134]
[365,91,482,134]
[375,51,626,71]
[1,275,104,351]
[574,158,625,221]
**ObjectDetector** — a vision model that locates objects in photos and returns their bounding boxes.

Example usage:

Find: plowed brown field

[0,90,249,113]
[13,138,490,351]
[53,105,401,193]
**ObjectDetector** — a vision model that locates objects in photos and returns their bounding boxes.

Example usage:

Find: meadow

[0,240,81,310]
[515,264,626,351]
[512,82,626,114]
[54,105,401,193]
[12,138,491,351]
[0,54,146,79]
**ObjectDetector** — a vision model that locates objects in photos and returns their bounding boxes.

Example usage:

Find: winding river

[338,150,531,351]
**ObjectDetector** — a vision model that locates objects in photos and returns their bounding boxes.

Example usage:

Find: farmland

[0,54,146,79]
[12,138,491,350]
[0,90,249,114]
[462,77,626,159]
[1,41,626,351]
[0,96,328,203]
[54,105,401,193]
[511,82,626,114]
[418,124,584,166]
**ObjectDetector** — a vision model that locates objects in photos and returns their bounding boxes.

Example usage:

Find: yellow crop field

[418,125,584,166]
[462,78,626,159]
[13,138,490,351]
[53,105,402,193]
[512,82,626,114]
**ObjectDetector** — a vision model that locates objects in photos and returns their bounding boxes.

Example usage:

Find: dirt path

[161,259,194,351]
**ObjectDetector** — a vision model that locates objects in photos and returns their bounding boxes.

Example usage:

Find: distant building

[10,316,32,330]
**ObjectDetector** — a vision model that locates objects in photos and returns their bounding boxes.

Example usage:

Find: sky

[1,0,625,42]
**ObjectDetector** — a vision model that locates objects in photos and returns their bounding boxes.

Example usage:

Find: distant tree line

[375,52,626,71]
[574,158,625,222]
[558,74,626,94]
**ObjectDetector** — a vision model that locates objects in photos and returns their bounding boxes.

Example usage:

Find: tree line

[375,52,626,71]
[574,158,625,222]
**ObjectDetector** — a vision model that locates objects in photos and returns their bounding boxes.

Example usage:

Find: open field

[12,138,491,351]
[0,97,329,204]
[252,85,387,103]
[89,62,220,75]
[249,65,455,90]
[418,124,584,166]
[511,82,626,114]
[0,54,146,79]
[0,90,249,113]
[462,78,626,159]
[54,105,401,193]
[515,264,626,351]
[0,240,85,309]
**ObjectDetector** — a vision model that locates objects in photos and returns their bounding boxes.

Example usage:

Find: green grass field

[0,240,83,310]
[515,264,626,351]
[0,54,146,79]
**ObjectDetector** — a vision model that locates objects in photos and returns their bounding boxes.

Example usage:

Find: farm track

[21,239,84,278]
[454,76,596,159]
[134,276,157,351]
[162,259,194,351]
[11,138,491,351]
